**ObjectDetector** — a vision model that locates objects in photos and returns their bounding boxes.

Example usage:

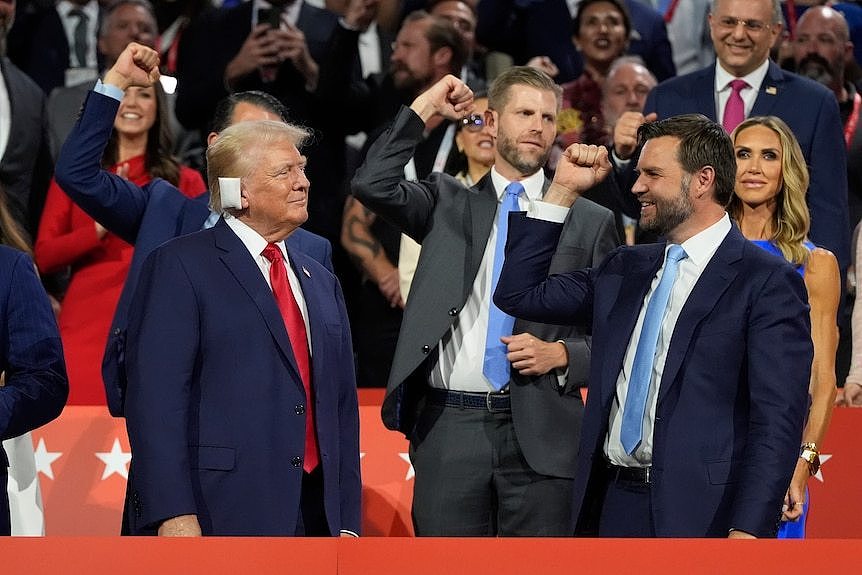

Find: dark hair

[572,0,631,40]
[99,0,157,38]
[209,90,291,134]
[488,66,562,113]
[103,82,181,185]
[0,187,31,254]
[403,10,468,76]
[636,114,736,207]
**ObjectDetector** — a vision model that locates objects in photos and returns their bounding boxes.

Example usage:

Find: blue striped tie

[620,244,688,454]
[483,182,524,390]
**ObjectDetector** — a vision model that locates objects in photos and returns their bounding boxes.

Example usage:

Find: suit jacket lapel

[695,66,718,122]
[750,61,784,117]
[466,174,498,299]
[213,220,305,388]
[657,227,744,405]
[600,245,665,406]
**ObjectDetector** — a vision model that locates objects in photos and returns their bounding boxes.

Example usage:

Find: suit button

[448,307,457,316]
[421,345,430,354]
[292,456,302,467]
[113,328,122,336]
[295,404,305,415]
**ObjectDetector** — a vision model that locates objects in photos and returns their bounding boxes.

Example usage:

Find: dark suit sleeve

[806,91,851,272]
[731,263,812,537]
[640,9,676,81]
[54,91,150,245]
[125,247,201,528]
[350,106,439,241]
[0,252,68,440]
[560,201,618,388]
[333,277,362,535]
[494,212,595,325]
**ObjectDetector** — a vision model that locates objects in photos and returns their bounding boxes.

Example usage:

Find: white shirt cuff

[527,199,569,223]
[340,529,359,537]
[94,79,124,102]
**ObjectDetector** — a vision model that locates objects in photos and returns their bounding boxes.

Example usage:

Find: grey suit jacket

[352,106,619,478]
[0,58,53,238]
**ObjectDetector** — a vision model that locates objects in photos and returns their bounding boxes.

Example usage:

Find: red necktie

[722,79,748,134]
[262,243,319,472]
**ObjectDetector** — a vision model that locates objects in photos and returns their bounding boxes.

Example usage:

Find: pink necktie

[722,79,748,133]
[262,243,319,473]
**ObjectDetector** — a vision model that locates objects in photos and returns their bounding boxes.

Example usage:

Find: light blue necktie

[620,244,688,454]
[483,182,524,390]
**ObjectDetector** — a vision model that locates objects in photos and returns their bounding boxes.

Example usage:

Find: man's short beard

[496,132,551,176]
[640,174,694,236]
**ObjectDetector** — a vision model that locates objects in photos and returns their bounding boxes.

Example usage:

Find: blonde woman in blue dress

[730,115,839,538]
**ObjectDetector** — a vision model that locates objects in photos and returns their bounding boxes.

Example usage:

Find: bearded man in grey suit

[351,66,619,536]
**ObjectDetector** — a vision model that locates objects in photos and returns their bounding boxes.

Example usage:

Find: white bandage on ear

[218,177,242,210]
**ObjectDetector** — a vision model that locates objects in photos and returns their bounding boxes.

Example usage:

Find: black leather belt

[426,388,511,412]
[605,461,651,485]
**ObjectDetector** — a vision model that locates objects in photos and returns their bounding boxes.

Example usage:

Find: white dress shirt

[715,59,769,125]
[605,213,732,466]
[225,217,312,352]
[430,167,566,392]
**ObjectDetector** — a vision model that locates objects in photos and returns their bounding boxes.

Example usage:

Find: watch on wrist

[800,442,821,476]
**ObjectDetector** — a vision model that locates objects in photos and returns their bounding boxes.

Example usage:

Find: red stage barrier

[29,390,862,537]
[2,537,860,574]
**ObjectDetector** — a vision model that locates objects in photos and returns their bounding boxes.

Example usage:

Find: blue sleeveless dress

[751,239,814,539]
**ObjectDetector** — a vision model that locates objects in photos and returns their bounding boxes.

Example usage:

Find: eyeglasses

[460,114,485,132]
[716,16,771,33]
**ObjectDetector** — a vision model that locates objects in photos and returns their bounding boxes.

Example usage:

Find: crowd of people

[1,0,862,540]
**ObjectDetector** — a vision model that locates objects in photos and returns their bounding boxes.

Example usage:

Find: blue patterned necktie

[483,182,524,390]
[620,244,688,454]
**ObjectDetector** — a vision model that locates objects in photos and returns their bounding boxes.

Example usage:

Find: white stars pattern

[34,438,62,480]
[813,454,832,483]
[398,452,415,481]
[95,438,132,480]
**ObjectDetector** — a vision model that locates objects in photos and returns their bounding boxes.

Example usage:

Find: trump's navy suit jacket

[495,214,812,537]
[54,90,332,416]
[123,220,360,536]
[0,246,68,535]
[644,61,850,272]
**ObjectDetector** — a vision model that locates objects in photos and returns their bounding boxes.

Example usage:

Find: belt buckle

[485,390,507,413]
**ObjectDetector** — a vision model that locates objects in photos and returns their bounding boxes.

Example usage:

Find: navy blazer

[124,220,359,535]
[495,215,812,537]
[54,90,333,416]
[644,61,850,272]
[0,246,68,535]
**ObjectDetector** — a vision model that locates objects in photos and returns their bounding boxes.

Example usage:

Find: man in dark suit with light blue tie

[54,44,333,418]
[0,246,68,536]
[116,45,360,536]
[494,114,813,537]
[641,0,849,273]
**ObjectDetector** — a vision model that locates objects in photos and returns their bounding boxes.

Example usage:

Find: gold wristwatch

[800,442,821,476]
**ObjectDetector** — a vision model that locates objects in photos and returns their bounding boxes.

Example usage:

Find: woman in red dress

[35,83,205,405]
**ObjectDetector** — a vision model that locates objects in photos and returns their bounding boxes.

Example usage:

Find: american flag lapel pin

[765,86,777,95]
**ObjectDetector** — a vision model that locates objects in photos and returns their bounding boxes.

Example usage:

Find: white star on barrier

[95,438,132,480]
[34,438,62,480]
[398,453,415,481]
[813,454,832,483]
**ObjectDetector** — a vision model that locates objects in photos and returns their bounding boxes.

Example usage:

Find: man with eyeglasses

[640,0,849,276]
[352,66,618,535]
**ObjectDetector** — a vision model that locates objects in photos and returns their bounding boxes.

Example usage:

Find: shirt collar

[715,58,770,93]
[678,212,732,268]
[58,0,98,20]
[489,166,545,203]
[225,216,288,262]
